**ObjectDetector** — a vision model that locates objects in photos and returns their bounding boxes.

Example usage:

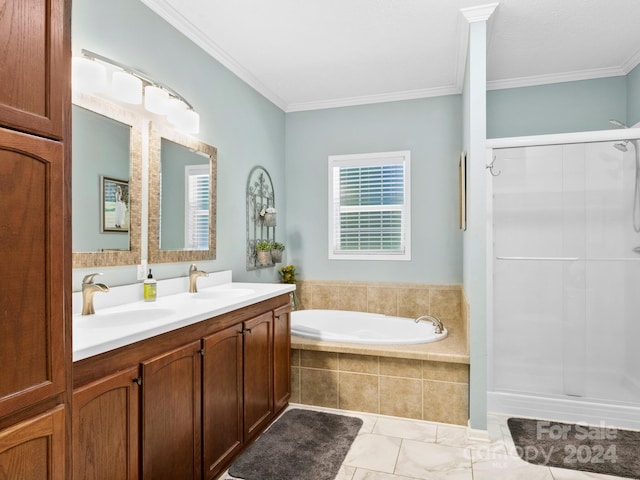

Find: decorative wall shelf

[246,166,277,270]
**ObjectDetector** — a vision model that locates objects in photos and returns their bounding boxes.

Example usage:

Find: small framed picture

[100,176,129,233]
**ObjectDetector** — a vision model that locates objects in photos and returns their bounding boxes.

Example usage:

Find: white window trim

[328,150,411,261]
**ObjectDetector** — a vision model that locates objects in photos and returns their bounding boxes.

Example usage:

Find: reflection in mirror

[72,93,143,268]
[148,124,217,264]
[160,138,210,251]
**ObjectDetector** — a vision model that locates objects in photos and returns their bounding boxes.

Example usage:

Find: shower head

[614,141,629,152]
[609,119,629,129]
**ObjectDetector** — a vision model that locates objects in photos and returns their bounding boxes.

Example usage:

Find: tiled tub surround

[291,280,469,426]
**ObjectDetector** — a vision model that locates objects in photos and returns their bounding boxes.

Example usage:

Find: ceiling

[140,0,640,112]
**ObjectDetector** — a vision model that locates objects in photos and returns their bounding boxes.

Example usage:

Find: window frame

[184,164,210,251]
[328,150,411,261]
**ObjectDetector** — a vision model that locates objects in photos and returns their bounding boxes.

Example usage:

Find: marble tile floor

[222,404,632,480]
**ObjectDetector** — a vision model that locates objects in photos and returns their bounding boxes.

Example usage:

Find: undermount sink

[76,308,177,329]
[190,288,255,301]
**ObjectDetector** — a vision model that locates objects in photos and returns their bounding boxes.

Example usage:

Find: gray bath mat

[229,409,362,480]
[508,417,640,479]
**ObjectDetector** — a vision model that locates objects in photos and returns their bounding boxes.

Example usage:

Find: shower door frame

[485,127,640,429]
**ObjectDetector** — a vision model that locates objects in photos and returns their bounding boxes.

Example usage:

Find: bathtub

[290,309,447,345]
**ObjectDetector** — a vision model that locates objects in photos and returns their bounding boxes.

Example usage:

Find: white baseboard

[467,420,490,442]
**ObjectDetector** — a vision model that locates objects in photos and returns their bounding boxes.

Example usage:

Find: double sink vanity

[69,84,289,479]
[72,270,294,479]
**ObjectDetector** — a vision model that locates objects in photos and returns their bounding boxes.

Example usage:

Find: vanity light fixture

[72,49,200,134]
[72,57,107,93]
[144,85,170,114]
[111,71,143,104]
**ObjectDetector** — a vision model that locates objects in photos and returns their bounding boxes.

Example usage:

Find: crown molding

[622,47,640,75]
[460,2,499,23]
[487,66,627,91]
[285,85,461,112]
[139,0,288,111]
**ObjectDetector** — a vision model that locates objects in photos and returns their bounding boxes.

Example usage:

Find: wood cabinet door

[243,312,273,441]
[0,128,65,419]
[0,405,65,480]
[0,0,67,139]
[141,341,202,480]
[273,305,291,413]
[73,366,140,480]
[202,324,243,480]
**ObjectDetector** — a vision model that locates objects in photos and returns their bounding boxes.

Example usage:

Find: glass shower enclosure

[488,137,640,429]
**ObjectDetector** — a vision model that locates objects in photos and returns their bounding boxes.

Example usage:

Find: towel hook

[486,156,501,177]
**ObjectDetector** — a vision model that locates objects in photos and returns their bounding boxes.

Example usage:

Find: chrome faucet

[415,314,444,334]
[81,273,110,315]
[188,264,208,293]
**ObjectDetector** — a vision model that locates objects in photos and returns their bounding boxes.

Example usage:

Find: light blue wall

[72,0,285,287]
[285,97,463,284]
[487,76,628,138]
[628,64,640,126]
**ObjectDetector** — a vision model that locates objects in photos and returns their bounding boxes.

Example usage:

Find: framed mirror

[148,123,217,264]
[72,92,143,267]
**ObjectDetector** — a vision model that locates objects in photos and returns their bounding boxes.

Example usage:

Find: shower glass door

[492,140,640,406]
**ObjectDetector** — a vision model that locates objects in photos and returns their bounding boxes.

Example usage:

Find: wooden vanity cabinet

[142,341,203,480]
[72,367,140,480]
[72,296,292,480]
[242,312,274,441]
[273,306,292,413]
[202,324,244,479]
[202,311,275,480]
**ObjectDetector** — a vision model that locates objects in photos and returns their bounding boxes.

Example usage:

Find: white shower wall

[489,140,640,428]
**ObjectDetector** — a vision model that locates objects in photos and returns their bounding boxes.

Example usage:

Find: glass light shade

[167,97,188,128]
[111,71,142,104]
[72,57,107,93]
[144,85,169,114]
[167,97,187,117]
[170,108,200,134]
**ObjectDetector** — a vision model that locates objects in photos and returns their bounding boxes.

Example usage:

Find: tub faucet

[81,273,110,315]
[415,314,444,334]
[189,264,208,293]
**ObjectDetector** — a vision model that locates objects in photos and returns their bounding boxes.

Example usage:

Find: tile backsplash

[296,280,463,325]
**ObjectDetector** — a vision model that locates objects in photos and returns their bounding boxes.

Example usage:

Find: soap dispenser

[144,269,157,302]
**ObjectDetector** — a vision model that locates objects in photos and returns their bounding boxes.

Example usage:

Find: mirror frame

[148,123,217,264]
[72,92,144,268]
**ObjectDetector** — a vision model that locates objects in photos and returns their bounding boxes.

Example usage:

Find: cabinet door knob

[241,328,252,335]
[133,377,142,385]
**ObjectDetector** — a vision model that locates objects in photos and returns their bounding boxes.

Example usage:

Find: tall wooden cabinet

[0,0,70,478]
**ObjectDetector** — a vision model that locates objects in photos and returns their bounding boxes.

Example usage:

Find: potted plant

[270,241,285,263]
[260,206,277,227]
[255,240,272,266]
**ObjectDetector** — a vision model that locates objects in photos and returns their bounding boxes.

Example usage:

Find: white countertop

[73,270,295,361]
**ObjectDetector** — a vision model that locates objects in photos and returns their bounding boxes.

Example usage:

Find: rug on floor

[228,409,362,480]
[508,417,640,479]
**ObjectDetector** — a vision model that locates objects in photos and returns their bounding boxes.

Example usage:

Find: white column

[461,2,498,432]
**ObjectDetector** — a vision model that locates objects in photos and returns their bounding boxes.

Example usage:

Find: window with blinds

[328,151,411,260]
[185,164,210,250]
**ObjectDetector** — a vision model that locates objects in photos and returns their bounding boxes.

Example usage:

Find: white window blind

[185,164,210,250]
[328,151,411,260]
